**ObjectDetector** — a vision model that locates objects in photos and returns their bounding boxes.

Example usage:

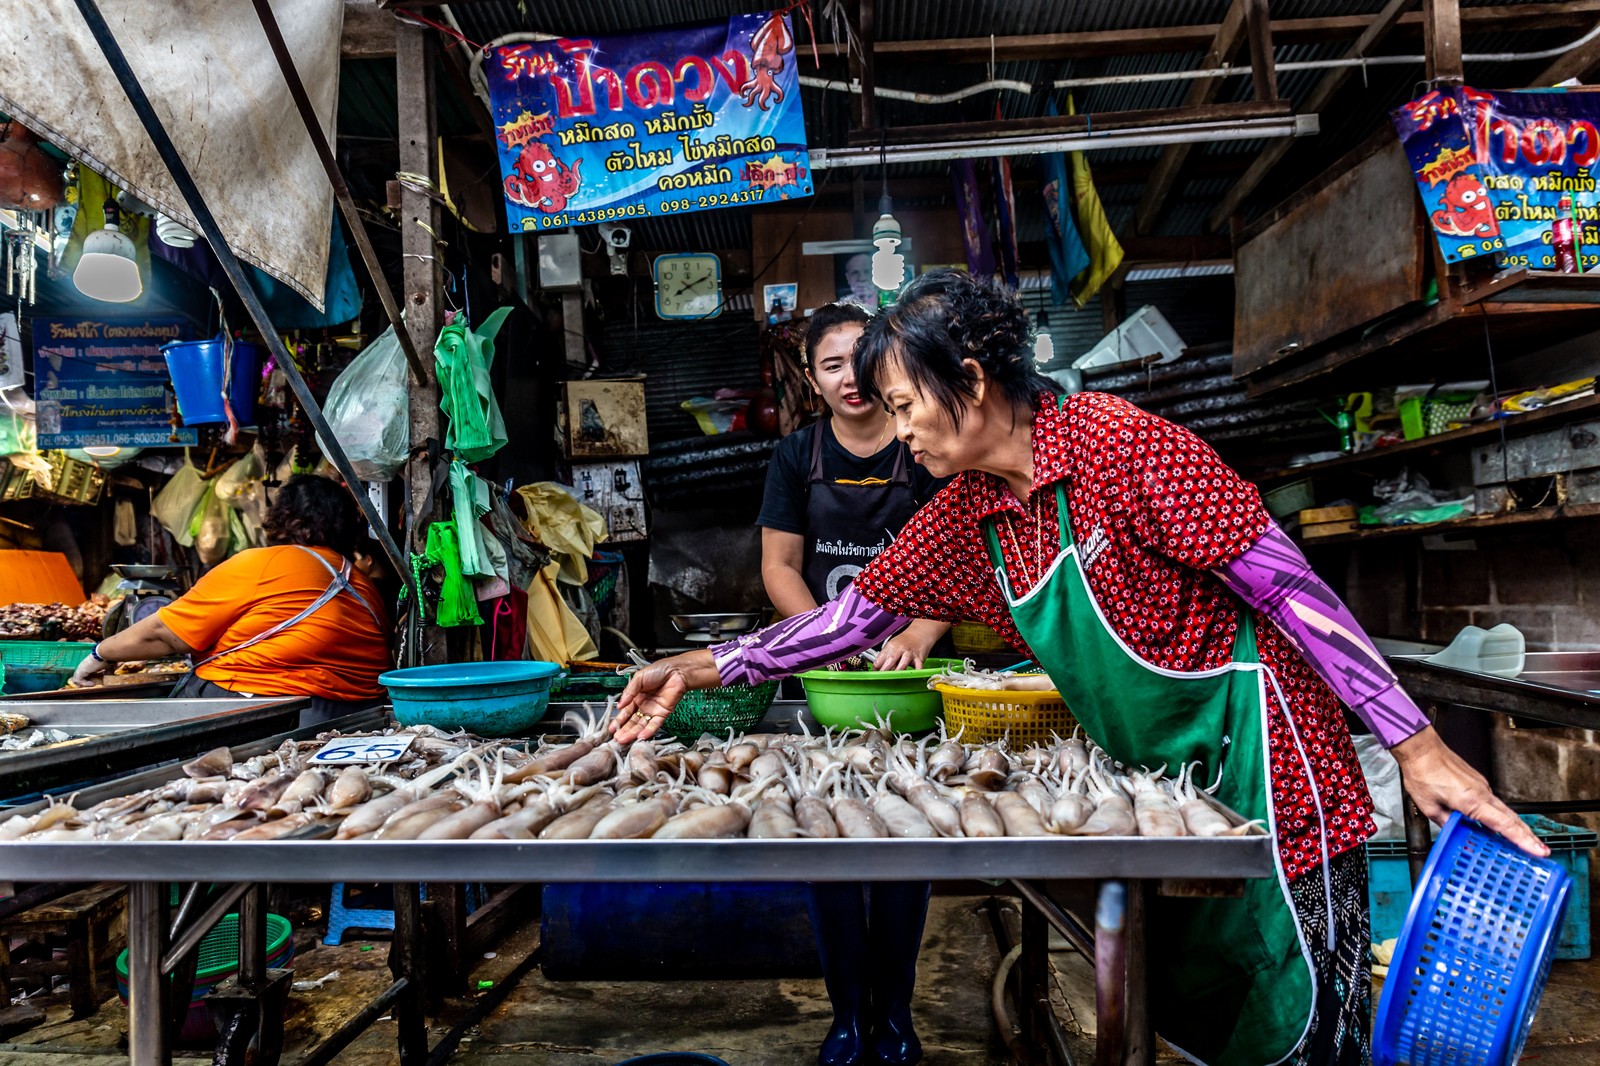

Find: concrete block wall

[1414,524,1600,651]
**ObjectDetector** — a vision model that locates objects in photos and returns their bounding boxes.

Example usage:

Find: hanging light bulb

[1033,310,1055,366]
[73,200,141,302]
[872,210,904,291]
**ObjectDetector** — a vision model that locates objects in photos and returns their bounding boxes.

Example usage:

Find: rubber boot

[807,882,872,1066]
[867,881,932,1066]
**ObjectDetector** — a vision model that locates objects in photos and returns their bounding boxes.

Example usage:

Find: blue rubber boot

[807,883,872,1066]
[868,881,932,1066]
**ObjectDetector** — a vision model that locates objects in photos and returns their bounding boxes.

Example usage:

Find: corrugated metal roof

[427,0,1586,232]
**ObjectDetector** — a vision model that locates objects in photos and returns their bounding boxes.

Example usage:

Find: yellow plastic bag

[516,482,606,585]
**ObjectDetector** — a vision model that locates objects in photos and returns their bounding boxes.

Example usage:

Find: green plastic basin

[796,657,959,733]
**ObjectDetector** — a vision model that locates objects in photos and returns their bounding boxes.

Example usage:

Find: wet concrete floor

[2,890,1598,1064]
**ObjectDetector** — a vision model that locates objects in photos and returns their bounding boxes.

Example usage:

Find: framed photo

[763,282,798,320]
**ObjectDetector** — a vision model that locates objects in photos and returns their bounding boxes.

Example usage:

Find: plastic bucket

[796,658,960,733]
[162,335,262,426]
[380,660,563,737]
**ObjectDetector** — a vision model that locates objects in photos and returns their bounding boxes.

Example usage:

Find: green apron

[984,480,1326,1066]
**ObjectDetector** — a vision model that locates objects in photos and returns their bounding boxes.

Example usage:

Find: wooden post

[397,20,447,665]
[1244,0,1279,102]
[859,0,877,132]
[1423,0,1464,86]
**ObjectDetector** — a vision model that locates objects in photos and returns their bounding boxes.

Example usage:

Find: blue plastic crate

[1367,813,1595,960]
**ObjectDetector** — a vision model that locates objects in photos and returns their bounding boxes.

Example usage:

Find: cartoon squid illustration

[511,140,583,213]
[1431,173,1500,238]
[739,13,794,110]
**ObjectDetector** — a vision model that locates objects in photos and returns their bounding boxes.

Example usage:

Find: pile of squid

[0,703,1264,843]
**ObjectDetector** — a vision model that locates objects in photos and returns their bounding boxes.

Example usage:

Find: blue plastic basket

[1373,812,1571,1066]
[380,660,563,737]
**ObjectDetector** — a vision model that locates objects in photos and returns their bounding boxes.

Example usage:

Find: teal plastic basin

[796,657,959,733]
[379,661,562,737]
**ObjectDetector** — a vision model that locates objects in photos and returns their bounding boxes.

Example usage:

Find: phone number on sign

[520,190,769,230]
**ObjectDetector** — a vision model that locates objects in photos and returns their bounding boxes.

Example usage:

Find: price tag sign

[310,734,418,765]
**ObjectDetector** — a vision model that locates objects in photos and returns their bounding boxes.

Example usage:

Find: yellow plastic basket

[951,621,1009,655]
[936,683,1077,746]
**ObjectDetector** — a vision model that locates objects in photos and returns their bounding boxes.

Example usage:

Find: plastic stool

[323,883,490,946]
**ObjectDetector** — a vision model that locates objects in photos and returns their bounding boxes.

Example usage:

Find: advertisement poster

[32,317,194,448]
[485,11,813,230]
[1394,86,1600,268]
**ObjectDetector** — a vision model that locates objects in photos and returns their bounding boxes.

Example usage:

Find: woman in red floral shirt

[616,271,1538,1066]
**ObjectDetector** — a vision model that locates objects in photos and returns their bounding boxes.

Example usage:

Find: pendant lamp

[73,200,141,302]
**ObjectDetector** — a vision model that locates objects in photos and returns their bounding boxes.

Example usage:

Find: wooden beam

[1120,234,1233,262]
[859,0,877,132]
[1535,21,1600,85]
[1424,0,1464,85]
[1207,0,1416,232]
[397,20,446,667]
[340,0,395,59]
[848,99,1291,147]
[787,3,1600,65]
[353,2,1600,63]
[1244,0,1279,101]
[1131,0,1251,237]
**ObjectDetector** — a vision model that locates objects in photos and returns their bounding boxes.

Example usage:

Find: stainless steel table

[0,706,1275,1066]
[0,697,308,804]
[1388,651,1600,882]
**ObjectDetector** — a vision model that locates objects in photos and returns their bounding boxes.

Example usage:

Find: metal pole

[391,883,430,1065]
[1093,882,1127,1066]
[161,882,251,973]
[127,882,171,1066]
[244,0,429,385]
[298,978,411,1066]
[67,0,416,599]
[239,884,268,995]
[1123,883,1152,1066]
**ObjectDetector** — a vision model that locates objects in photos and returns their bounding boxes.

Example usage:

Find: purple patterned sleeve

[712,585,910,686]
[1217,523,1430,747]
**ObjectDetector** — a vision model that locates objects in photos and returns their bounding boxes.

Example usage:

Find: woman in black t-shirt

[757,303,945,1066]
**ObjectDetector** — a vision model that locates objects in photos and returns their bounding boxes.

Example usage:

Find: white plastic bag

[215,446,268,548]
[1352,733,1405,840]
[323,327,411,480]
[152,454,210,546]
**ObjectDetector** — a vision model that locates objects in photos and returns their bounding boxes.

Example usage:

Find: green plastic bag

[435,306,512,462]
[423,520,483,627]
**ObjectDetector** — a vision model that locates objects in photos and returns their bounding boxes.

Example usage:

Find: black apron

[802,418,918,604]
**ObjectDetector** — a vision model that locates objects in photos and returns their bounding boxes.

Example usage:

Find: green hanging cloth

[435,306,513,462]
[449,459,495,579]
[423,520,483,627]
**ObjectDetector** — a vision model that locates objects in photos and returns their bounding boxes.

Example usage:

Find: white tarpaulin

[0,0,345,309]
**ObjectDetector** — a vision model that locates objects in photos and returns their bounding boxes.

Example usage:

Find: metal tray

[0,697,310,804]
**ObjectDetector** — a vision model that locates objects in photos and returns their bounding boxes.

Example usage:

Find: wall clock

[653,253,722,320]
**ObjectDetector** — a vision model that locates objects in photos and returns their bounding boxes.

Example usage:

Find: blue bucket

[379,660,563,737]
[162,335,262,426]
[1373,812,1571,1066]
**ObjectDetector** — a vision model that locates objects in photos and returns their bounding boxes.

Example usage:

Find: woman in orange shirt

[70,475,393,727]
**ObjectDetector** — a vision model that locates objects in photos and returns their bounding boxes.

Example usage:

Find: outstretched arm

[1216,523,1429,746]
[1218,522,1545,857]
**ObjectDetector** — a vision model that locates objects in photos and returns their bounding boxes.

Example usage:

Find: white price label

[310,734,417,765]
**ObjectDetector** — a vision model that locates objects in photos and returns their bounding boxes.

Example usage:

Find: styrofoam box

[1072,304,1187,370]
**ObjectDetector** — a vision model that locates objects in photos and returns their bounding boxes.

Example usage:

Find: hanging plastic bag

[435,306,512,462]
[323,327,411,480]
[422,520,483,627]
[152,454,210,546]
[215,446,268,547]
[190,483,229,566]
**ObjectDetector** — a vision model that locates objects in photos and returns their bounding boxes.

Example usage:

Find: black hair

[855,269,1055,427]
[263,474,362,558]
[803,302,872,366]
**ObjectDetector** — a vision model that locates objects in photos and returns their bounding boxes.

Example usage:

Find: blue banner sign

[32,317,194,448]
[1394,86,1600,268]
[485,11,813,231]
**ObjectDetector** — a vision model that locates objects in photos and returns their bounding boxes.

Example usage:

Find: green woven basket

[661,681,779,741]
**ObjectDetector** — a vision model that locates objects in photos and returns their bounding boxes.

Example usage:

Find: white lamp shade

[73,225,141,302]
